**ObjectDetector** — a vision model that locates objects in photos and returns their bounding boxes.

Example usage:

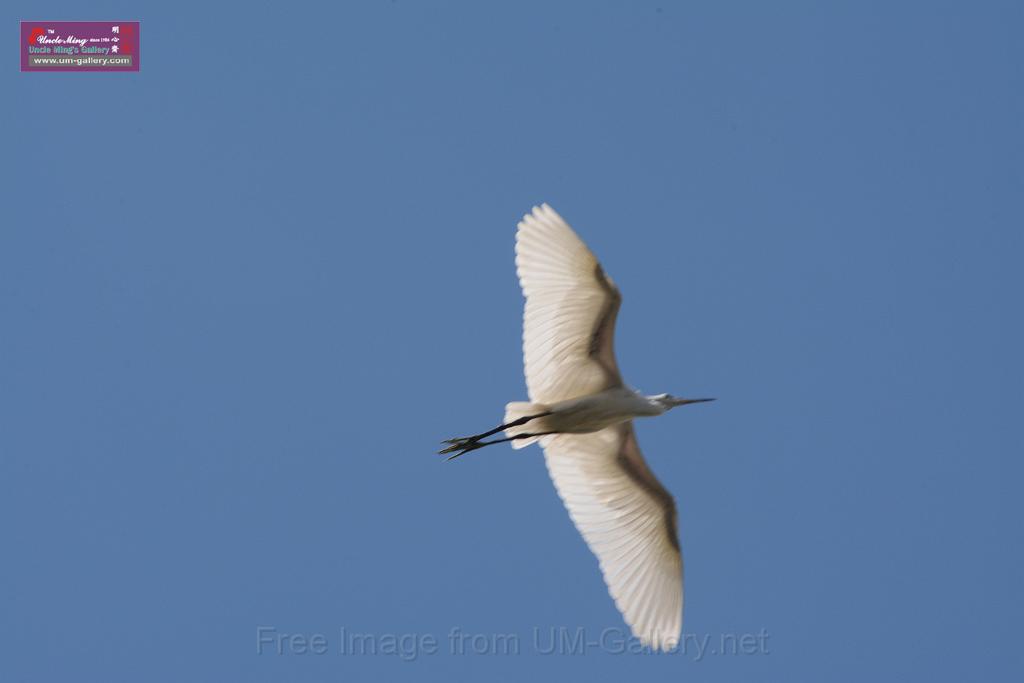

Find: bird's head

[652,393,716,411]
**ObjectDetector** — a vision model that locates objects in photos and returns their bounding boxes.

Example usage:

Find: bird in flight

[440,204,714,651]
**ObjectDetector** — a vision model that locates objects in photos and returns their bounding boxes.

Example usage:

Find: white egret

[441,203,713,651]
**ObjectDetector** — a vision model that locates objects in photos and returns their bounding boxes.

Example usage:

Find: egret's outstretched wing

[515,204,622,404]
[541,423,683,651]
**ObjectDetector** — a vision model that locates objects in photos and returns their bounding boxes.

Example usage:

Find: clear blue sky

[3,2,1021,681]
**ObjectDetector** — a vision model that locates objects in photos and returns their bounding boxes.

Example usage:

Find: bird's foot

[438,437,484,459]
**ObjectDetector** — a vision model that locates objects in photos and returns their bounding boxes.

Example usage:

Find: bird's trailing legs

[440,431,557,461]
[440,411,553,459]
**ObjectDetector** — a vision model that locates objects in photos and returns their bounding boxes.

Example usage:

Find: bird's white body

[443,204,713,651]
[513,387,664,437]
[545,388,665,432]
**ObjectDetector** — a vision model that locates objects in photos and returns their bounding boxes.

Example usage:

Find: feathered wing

[515,204,623,404]
[541,423,683,650]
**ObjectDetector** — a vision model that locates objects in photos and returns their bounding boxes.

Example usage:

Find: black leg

[441,411,552,447]
[441,431,557,460]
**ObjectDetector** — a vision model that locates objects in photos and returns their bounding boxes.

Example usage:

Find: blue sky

[2,1,1021,681]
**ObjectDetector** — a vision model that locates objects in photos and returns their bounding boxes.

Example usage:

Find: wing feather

[541,424,683,651]
[515,204,622,403]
